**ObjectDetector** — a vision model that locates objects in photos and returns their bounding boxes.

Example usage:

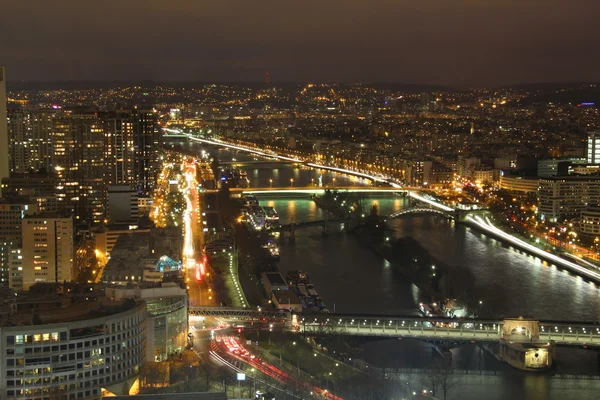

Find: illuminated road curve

[168,130,600,286]
[465,215,600,283]
[164,129,398,185]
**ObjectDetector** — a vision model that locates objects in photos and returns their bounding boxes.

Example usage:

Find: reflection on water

[179,142,600,396]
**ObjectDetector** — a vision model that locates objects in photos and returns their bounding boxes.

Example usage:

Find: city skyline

[2,0,600,85]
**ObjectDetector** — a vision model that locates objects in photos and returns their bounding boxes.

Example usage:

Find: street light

[290,178,294,187]
[269,178,273,187]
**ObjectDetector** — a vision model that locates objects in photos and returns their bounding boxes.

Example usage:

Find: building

[405,160,430,186]
[105,282,187,362]
[101,228,182,285]
[0,66,9,197]
[538,176,600,222]
[271,289,302,312]
[261,272,288,297]
[1,172,57,197]
[580,205,600,236]
[29,109,56,172]
[537,157,586,178]
[472,166,497,184]
[7,108,28,174]
[132,109,161,194]
[107,185,139,224]
[457,156,481,180]
[93,226,150,258]
[20,214,74,289]
[499,174,539,194]
[53,112,106,225]
[0,200,38,286]
[0,289,147,399]
[103,111,136,187]
[137,195,153,216]
[587,132,600,164]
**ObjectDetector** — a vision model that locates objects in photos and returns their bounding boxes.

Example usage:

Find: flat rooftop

[264,272,287,286]
[107,393,227,400]
[102,227,182,283]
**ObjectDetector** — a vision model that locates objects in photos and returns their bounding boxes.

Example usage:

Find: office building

[0,287,147,399]
[103,110,135,186]
[580,205,600,236]
[20,214,73,289]
[7,108,29,174]
[538,176,600,222]
[537,157,587,178]
[0,66,9,197]
[105,282,188,362]
[587,132,600,164]
[29,109,56,172]
[0,200,38,286]
[107,185,139,224]
[499,174,539,193]
[132,109,160,194]
[53,113,105,225]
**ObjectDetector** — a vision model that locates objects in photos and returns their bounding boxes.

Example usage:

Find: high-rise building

[0,66,9,197]
[29,109,56,172]
[107,184,139,224]
[7,108,29,174]
[103,110,135,186]
[20,213,73,289]
[132,109,160,194]
[53,112,105,225]
[587,132,600,164]
[0,200,38,286]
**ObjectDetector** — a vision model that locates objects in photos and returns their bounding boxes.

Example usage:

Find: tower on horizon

[265,71,271,84]
[0,66,9,197]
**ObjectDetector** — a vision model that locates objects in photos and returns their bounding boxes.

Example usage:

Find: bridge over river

[190,306,600,370]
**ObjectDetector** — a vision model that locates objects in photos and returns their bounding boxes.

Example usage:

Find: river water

[176,139,600,399]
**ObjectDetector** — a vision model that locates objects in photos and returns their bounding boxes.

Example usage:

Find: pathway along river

[176,140,600,398]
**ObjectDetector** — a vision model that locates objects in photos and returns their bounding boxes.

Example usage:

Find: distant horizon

[6,79,600,90]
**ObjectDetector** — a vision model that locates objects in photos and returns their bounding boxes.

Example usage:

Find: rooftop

[107,393,227,400]
[0,283,143,326]
[102,227,183,283]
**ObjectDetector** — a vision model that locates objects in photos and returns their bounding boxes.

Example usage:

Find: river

[174,139,600,399]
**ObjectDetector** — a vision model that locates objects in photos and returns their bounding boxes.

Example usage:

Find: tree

[422,358,461,400]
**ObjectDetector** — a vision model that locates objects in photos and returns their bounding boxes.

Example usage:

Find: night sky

[1,0,599,85]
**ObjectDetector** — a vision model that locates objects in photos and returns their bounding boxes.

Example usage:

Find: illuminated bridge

[189,306,289,319]
[296,314,600,347]
[188,307,600,347]
[231,186,424,194]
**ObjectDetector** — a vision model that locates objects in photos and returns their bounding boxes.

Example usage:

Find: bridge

[231,186,425,194]
[296,314,600,347]
[388,207,453,219]
[276,217,352,233]
[189,306,289,319]
[220,160,296,166]
[188,307,600,347]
